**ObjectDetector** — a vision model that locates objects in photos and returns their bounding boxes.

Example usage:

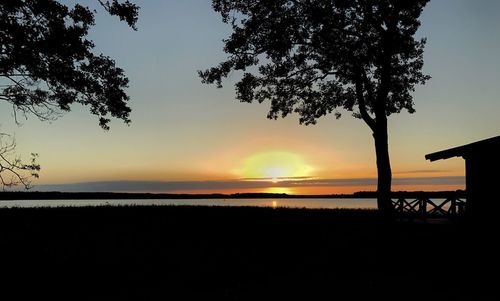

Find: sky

[2,0,500,194]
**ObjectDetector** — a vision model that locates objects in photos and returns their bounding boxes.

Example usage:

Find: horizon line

[23,176,465,193]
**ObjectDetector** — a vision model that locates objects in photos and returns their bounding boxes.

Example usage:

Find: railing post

[450,198,456,216]
[457,199,466,216]
[419,198,427,217]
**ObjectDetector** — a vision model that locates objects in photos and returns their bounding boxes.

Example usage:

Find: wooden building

[425,136,500,219]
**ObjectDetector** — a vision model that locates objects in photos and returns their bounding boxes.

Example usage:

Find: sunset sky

[2,0,500,194]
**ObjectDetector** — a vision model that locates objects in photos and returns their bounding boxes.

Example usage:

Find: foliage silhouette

[200,0,431,214]
[0,0,139,189]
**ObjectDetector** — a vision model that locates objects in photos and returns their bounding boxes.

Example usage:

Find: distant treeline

[0,190,466,200]
[354,190,466,198]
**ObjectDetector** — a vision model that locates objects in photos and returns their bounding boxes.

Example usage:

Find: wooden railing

[391,197,466,219]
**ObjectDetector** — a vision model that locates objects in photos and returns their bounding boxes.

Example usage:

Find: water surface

[0,198,378,209]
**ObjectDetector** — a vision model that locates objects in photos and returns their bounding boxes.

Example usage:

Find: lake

[0,198,379,209]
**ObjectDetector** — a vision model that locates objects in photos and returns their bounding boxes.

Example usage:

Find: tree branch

[355,76,376,132]
[0,134,40,190]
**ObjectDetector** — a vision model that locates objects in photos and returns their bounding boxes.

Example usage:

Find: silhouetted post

[419,198,426,217]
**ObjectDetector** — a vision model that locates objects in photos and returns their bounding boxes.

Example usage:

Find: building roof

[425,135,500,162]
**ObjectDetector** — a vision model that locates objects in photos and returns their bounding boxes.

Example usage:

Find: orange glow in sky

[237,151,314,180]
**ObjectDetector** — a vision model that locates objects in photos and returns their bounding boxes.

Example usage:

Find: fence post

[450,198,456,215]
[419,198,427,218]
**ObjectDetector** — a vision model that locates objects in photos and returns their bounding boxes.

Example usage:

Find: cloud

[393,169,448,174]
[241,176,314,181]
[31,176,465,193]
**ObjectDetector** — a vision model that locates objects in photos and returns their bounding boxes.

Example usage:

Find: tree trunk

[373,118,393,216]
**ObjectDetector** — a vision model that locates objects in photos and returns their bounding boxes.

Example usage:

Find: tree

[200,0,430,215]
[0,0,139,189]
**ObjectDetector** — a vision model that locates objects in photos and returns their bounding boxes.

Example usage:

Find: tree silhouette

[0,0,139,189]
[200,0,430,214]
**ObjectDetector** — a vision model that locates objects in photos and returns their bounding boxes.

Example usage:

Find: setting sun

[238,151,314,181]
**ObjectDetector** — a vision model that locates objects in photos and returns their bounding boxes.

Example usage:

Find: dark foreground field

[0,206,497,300]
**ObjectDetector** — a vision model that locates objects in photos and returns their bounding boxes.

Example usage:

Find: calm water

[0,198,378,209]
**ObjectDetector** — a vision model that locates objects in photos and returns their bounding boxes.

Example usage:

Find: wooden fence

[391,197,466,219]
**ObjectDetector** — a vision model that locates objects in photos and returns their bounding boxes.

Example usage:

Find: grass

[0,205,496,300]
